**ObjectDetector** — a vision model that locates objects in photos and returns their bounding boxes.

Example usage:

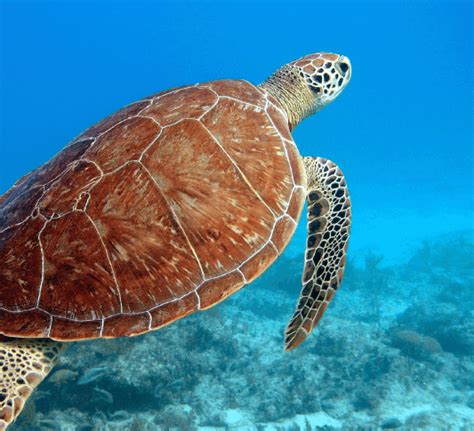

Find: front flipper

[0,337,64,430]
[285,157,351,351]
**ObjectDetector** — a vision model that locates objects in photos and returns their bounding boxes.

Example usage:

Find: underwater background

[1,0,473,429]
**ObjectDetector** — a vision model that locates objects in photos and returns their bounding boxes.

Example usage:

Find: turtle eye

[339,62,349,75]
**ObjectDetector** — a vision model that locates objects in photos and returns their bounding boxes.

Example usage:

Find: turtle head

[291,53,352,109]
[260,53,351,129]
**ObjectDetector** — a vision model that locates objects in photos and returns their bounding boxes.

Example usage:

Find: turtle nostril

[339,62,349,76]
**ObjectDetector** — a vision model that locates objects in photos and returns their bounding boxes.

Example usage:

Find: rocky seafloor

[11,232,474,430]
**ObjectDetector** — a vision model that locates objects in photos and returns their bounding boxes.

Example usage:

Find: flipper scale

[285,157,351,351]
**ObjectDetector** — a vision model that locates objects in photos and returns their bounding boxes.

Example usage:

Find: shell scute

[85,162,203,313]
[84,117,161,172]
[149,292,199,330]
[284,142,305,187]
[240,243,279,284]
[266,101,292,141]
[201,97,294,215]
[141,86,217,126]
[102,313,150,338]
[198,271,245,310]
[38,161,101,218]
[142,119,275,279]
[0,139,94,230]
[271,215,297,254]
[39,211,121,320]
[208,80,266,106]
[0,216,43,310]
[0,309,50,338]
[50,318,102,340]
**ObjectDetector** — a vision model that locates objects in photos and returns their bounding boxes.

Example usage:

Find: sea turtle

[0,52,352,429]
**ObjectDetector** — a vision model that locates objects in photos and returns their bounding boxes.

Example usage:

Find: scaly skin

[260,52,352,350]
[285,157,351,351]
[259,52,351,129]
[0,338,64,430]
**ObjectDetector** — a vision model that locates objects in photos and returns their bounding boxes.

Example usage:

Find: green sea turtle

[0,52,352,429]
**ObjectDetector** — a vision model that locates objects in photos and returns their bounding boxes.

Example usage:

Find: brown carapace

[0,80,305,341]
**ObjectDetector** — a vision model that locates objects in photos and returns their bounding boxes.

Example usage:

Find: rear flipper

[285,157,351,351]
[0,337,64,430]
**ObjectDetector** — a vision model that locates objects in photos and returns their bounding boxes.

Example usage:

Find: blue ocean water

[1,0,473,429]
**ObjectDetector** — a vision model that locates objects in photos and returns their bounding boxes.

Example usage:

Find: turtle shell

[0,80,306,341]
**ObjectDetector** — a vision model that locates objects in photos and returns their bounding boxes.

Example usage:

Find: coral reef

[390,329,443,359]
[10,232,474,430]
